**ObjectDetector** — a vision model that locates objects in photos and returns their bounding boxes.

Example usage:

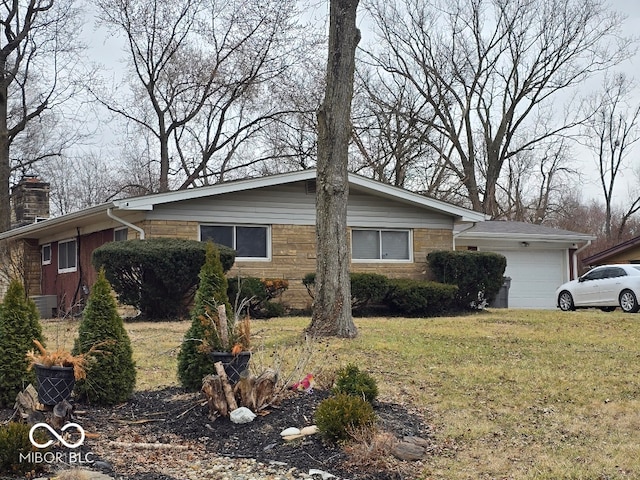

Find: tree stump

[202,368,278,419]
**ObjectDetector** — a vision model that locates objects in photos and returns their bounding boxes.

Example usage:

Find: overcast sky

[84,0,640,206]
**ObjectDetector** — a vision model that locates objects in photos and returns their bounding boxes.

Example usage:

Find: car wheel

[558,291,575,311]
[619,289,640,313]
[600,306,616,312]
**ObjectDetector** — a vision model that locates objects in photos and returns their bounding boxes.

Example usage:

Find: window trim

[351,228,413,263]
[199,224,271,261]
[57,238,78,274]
[41,243,51,265]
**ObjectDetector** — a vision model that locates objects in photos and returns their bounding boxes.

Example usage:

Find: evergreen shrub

[333,364,378,403]
[0,280,44,407]
[178,243,235,391]
[303,272,389,310]
[0,422,48,474]
[73,269,136,405]
[387,278,458,316]
[227,277,288,318]
[427,250,506,309]
[92,238,235,319]
[315,393,376,442]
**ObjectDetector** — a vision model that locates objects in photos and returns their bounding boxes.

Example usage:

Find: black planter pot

[209,351,251,384]
[34,364,75,406]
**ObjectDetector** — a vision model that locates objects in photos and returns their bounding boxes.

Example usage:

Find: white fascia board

[113,170,318,211]
[458,231,596,243]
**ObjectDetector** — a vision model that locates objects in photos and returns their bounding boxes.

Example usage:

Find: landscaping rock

[391,439,426,461]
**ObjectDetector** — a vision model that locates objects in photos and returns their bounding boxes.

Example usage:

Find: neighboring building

[582,236,640,267]
[0,170,594,315]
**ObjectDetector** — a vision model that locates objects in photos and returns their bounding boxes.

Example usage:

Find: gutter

[107,208,145,240]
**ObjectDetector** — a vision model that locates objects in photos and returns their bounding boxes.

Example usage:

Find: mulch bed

[1,386,437,479]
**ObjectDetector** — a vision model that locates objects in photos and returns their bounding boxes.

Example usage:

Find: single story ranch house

[0,169,594,315]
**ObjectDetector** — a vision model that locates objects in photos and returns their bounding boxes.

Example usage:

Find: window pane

[201,226,234,249]
[236,227,267,258]
[59,240,76,270]
[352,230,380,259]
[381,231,409,260]
[42,245,51,264]
[114,229,128,241]
[59,243,67,269]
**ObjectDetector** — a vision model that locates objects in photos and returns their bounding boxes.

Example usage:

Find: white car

[556,264,640,313]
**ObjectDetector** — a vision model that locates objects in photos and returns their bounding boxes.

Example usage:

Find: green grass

[41,309,640,479]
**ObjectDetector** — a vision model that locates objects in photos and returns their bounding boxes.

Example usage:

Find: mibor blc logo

[21,422,94,465]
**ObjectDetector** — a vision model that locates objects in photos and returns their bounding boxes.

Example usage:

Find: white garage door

[489,249,566,309]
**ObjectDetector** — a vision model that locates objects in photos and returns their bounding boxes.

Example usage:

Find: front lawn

[42,309,640,479]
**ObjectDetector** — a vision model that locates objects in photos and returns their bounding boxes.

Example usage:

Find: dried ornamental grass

[26,339,112,380]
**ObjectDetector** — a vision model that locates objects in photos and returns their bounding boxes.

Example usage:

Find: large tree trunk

[307,0,359,339]
[0,79,9,233]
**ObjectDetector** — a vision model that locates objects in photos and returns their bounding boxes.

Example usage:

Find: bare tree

[580,74,640,241]
[496,138,578,223]
[0,0,86,232]
[351,67,449,192]
[363,0,633,217]
[94,0,313,192]
[307,0,359,339]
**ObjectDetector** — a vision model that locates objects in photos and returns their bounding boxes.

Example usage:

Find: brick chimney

[11,176,50,227]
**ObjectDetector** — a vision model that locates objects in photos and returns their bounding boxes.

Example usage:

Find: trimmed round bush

[387,278,458,316]
[333,364,378,403]
[303,272,389,310]
[315,393,376,442]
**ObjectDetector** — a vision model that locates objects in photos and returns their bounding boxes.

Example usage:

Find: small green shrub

[73,269,136,405]
[333,364,378,403]
[303,272,389,310]
[387,278,458,316]
[92,238,235,319]
[0,422,47,474]
[315,393,376,442]
[0,279,44,407]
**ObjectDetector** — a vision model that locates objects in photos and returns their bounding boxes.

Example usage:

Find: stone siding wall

[134,220,453,311]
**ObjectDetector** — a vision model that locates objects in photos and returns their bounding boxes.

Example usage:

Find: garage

[455,221,594,309]
[488,248,566,309]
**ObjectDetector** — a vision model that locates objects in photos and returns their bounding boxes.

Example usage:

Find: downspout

[453,222,476,250]
[107,208,145,240]
[571,240,592,280]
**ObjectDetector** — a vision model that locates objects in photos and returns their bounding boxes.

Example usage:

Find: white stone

[300,425,319,436]
[230,407,256,424]
[280,427,301,437]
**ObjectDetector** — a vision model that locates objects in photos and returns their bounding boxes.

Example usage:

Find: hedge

[427,250,506,309]
[387,278,458,316]
[92,238,235,320]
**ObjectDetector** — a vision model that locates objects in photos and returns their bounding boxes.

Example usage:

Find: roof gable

[113,169,487,222]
